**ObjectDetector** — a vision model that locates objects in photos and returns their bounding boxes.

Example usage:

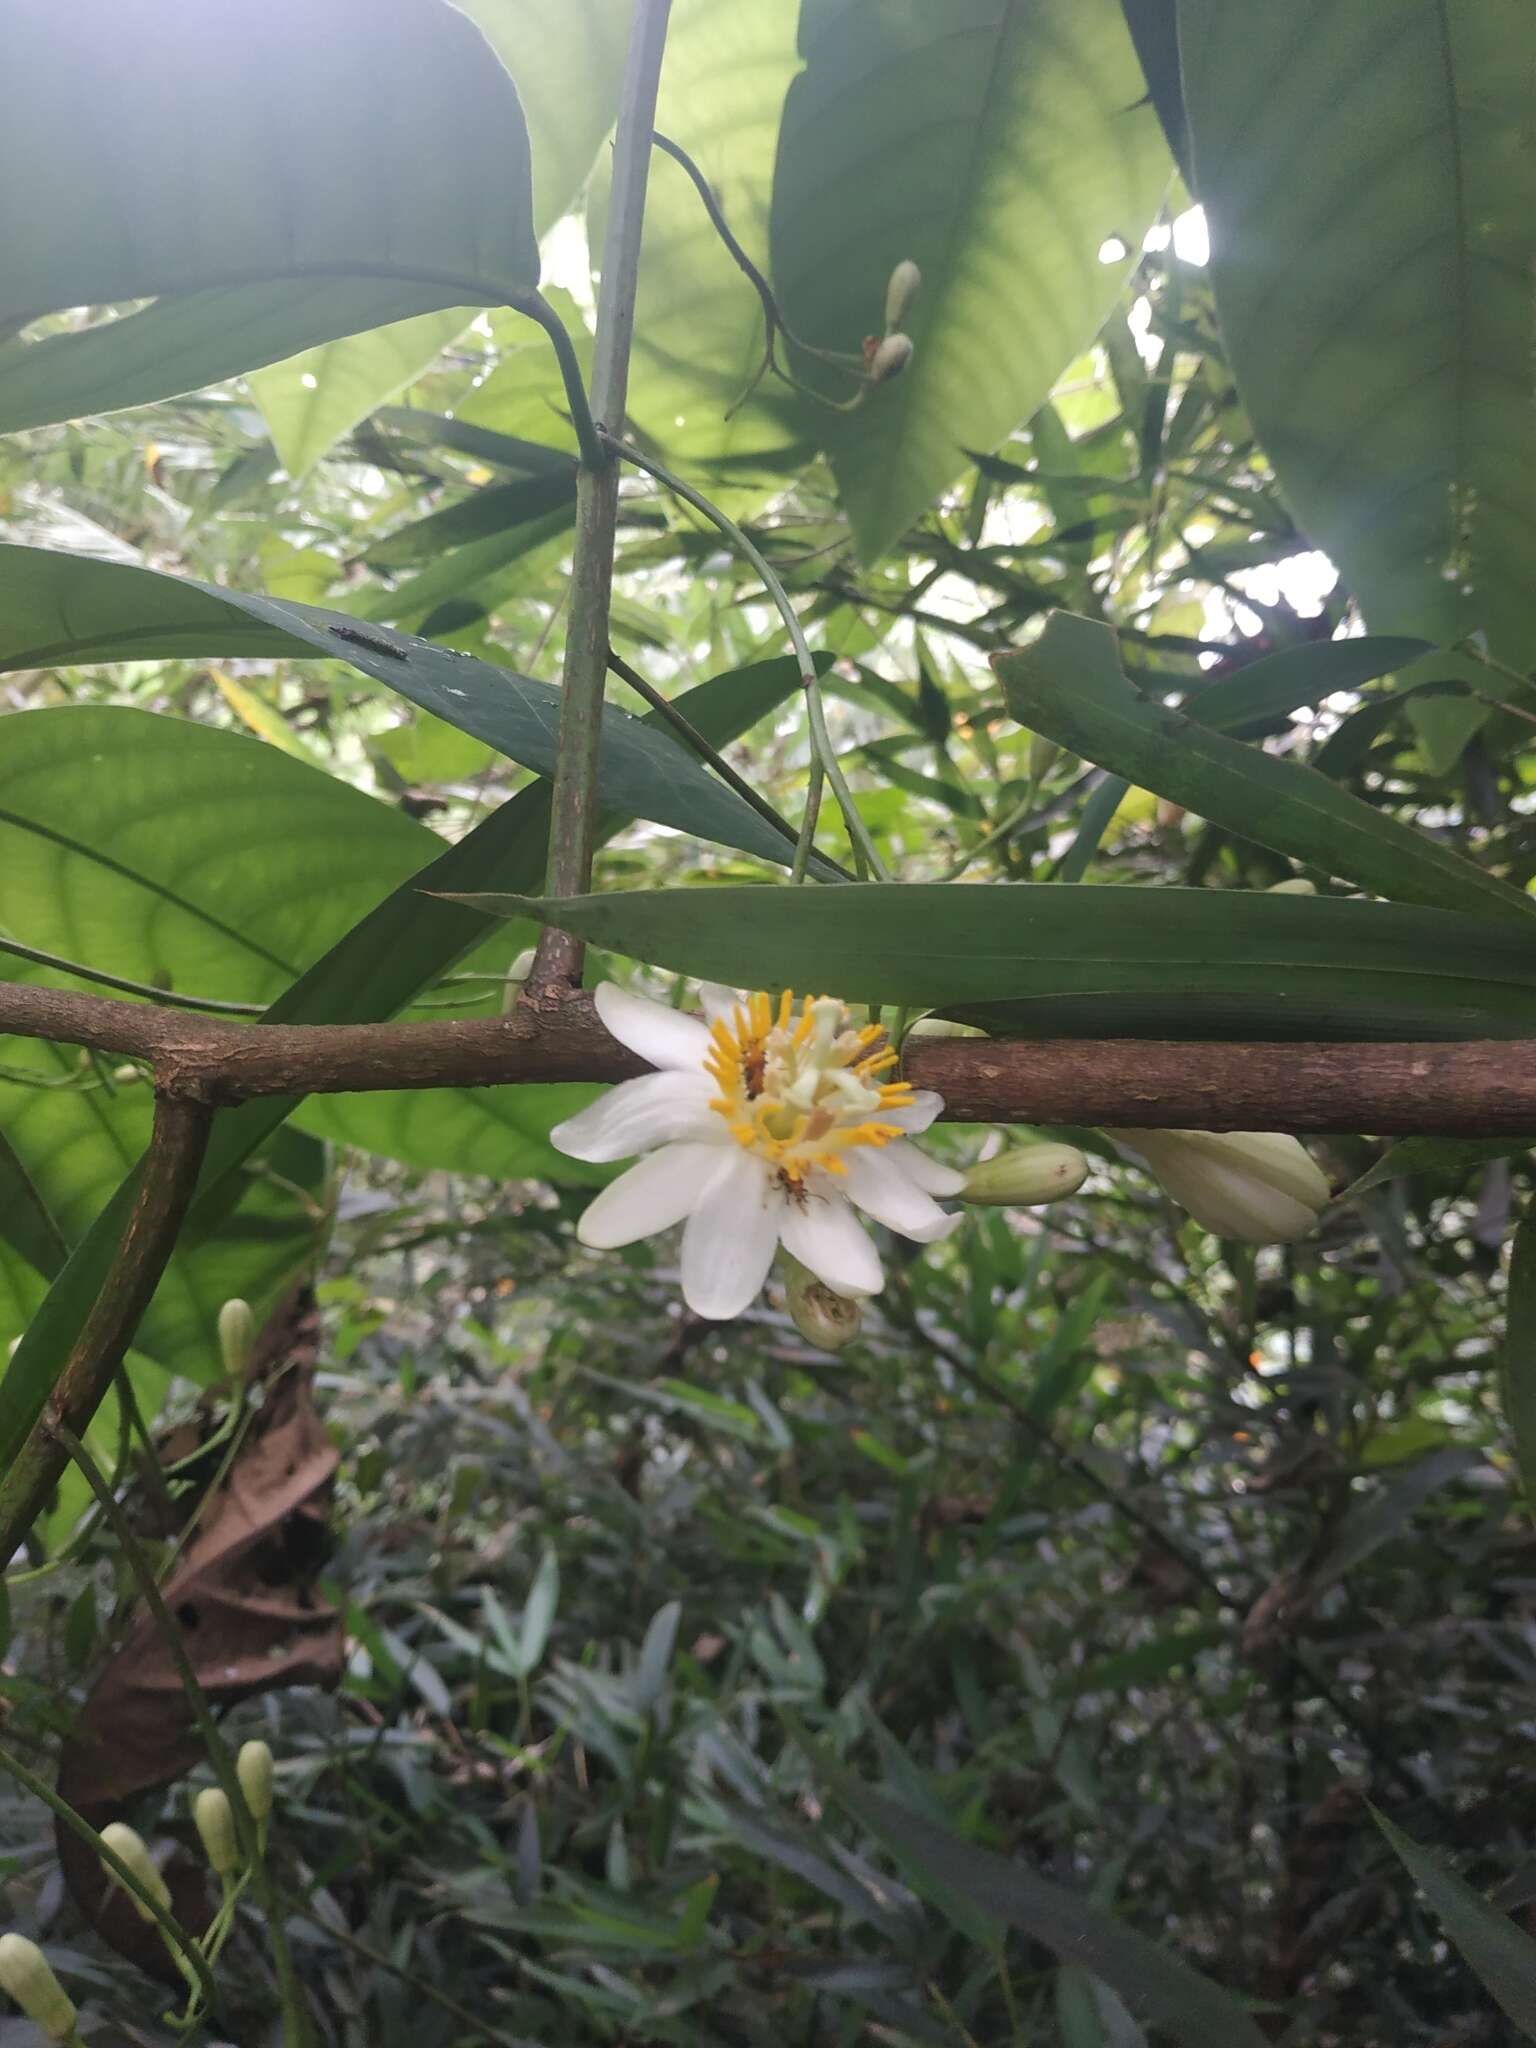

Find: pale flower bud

[904,1015,987,1040]
[784,1256,862,1351]
[193,1787,239,1876]
[884,258,921,333]
[99,1822,170,1922]
[237,1739,275,1821]
[1116,1130,1329,1243]
[0,1934,77,2041]
[961,1143,1088,1207]
[509,948,537,982]
[217,1297,254,1378]
[869,333,914,383]
[1267,877,1316,895]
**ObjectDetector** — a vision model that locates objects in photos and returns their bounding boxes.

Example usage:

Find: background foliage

[2,3,1536,2044]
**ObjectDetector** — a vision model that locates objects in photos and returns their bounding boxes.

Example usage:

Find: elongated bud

[884,258,921,333]
[904,1015,987,1040]
[99,1823,170,1922]
[509,947,536,982]
[784,1256,862,1351]
[217,1297,254,1378]
[1028,732,1062,783]
[237,1739,274,1822]
[194,1787,239,1876]
[1115,1129,1329,1244]
[961,1143,1088,1207]
[0,1935,77,2042]
[869,333,914,384]
[1267,877,1316,895]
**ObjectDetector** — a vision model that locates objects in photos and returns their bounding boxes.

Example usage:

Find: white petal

[680,1151,780,1318]
[550,1070,717,1163]
[576,1142,722,1248]
[594,981,712,1070]
[780,1188,883,1297]
[842,1145,958,1240]
[698,982,745,1026]
[885,1138,966,1197]
[882,1089,944,1134]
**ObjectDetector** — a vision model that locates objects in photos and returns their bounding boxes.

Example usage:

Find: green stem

[598,429,891,880]
[0,1741,219,2020]
[510,287,604,472]
[791,758,825,884]
[51,1422,315,2048]
[533,0,674,992]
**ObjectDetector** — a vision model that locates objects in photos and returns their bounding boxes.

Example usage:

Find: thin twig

[0,1094,212,1552]
[531,0,673,994]
[0,935,266,1014]
[599,428,891,879]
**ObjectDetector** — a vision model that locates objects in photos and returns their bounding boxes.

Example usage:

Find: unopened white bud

[1267,877,1316,895]
[961,1143,1087,1207]
[904,1016,987,1040]
[509,948,537,982]
[784,1256,862,1351]
[884,259,921,333]
[99,1823,170,1922]
[237,1740,275,1822]
[0,1934,77,2041]
[193,1788,239,1876]
[869,333,914,383]
[1116,1130,1329,1243]
[217,1297,254,1378]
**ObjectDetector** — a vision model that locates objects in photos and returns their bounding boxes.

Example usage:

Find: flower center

[704,991,913,1186]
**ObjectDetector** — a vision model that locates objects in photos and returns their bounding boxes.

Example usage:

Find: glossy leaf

[997,613,1536,925]
[1503,1211,1536,1525]
[770,0,1170,558]
[0,0,538,431]
[463,882,1536,1039]
[1180,2,1536,705]
[0,544,826,877]
[1373,1809,1536,2039]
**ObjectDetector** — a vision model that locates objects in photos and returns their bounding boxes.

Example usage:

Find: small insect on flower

[553,984,964,1319]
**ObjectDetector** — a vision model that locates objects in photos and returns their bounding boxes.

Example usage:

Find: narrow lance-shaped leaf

[996,613,1536,926]
[1372,1808,1536,2040]
[455,882,1536,1041]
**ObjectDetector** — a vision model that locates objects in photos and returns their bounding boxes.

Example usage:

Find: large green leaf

[769,0,1170,558]
[1373,1809,1536,2039]
[1179,2,1536,721]
[0,543,828,878]
[460,881,1536,1039]
[0,0,537,431]
[1187,635,1432,737]
[0,655,817,1486]
[997,614,1536,926]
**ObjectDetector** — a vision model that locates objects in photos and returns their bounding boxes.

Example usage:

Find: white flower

[552,983,964,1319]
[1114,1129,1329,1243]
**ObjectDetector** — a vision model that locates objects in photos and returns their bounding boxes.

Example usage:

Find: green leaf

[1336,1136,1532,1202]
[817,1767,1269,2047]
[0,0,539,431]
[517,1545,561,1676]
[0,544,826,878]
[1503,1211,1536,1525]
[249,310,474,479]
[997,613,1536,926]
[459,882,1536,1040]
[1188,635,1432,737]
[1372,1808,1536,2040]
[0,654,816,1489]
[769,0,1171,558]
[1309,1448,1481,1593]
[1179,2,1536,696]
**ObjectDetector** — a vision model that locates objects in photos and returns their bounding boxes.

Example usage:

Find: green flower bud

[784,1255,862,1351]
[869,332,914,383]
[1115,1129,1329,1243]
[193,1787,239,1876]
[217,1297,255,1379]
[0,1934,78,2041]
[1027,731,1062,783]
[99,1823,170,1922]
[960,1143,1088,1207]
[237,1739,275,1822]
[884,258,921,333]
[1267,877,1316,895]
